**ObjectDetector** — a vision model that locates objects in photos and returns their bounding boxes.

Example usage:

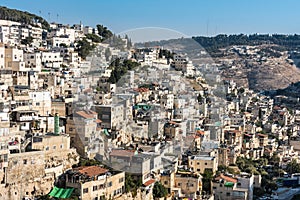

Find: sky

[1,0,300,41]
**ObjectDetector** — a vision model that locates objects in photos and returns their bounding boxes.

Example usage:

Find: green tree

[286,159,300,174]
[108,59,140,83]
[75,38,95,59]
[85,33,102,43]
[264,180,278,193]
[201,169,213,194]
[153,182,168,199]
[96,24,113,40]
[21,36,33,45]
[59,43,68,48]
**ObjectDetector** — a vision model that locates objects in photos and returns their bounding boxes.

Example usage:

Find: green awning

[224,182,234,187]
[49,186,74,198]
[103,129,110,136]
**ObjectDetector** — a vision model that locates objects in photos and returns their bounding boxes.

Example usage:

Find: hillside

[0,6,49,29]
[136,36,300,92]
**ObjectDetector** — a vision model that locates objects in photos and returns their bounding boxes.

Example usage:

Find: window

[237,182,241,186]
[164,181,168,185]
[53,145,56,150]
[23,159,27,164]
[93,186,98,191]
[197,169,200,172]
[197,162,200,165]
[69,128,73,132]
[213,186,217,189]
[83,188,88,193]
[60,144,63,149]
[178,183,181,186]
[205,162,207,165]
[226,192,230,196]
[107,181,112,187]
[36,102,40,106]
[119,178,124,183]
[45,146,49,151]
[99,184,104,189]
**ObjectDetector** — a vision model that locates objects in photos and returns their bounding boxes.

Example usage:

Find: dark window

[226,192,230,196]
[93,186,98,191]
[107,181,112,187]
[83,188,88,193]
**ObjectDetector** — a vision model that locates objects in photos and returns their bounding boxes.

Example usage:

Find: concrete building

[213,173,254,200]
[188,154,218,174]
[160,170,202,199]
[93,104,124,130]
[66,110,102,157]
[28,91,52,116]
[65,166,125,200]
[24,52,42,72]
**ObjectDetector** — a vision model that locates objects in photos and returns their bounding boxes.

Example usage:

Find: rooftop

[76,110,97,119]
[110,149,137,157]
[73,166,108,177]
[190,155,215,161]
[214,174,238,183]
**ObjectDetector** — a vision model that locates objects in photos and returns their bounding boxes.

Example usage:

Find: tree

[286,159,300,174]
[201,169,213,194]
[85,33,102,43]
[21,36,33,45]
[264,180,278,193]
[125,174,136,193]
[75,38,95,59]
[104,48,111,62]
[96,24,113,40]
[153,182,168,199]
[59,43,68,48]
[108,59,140,83]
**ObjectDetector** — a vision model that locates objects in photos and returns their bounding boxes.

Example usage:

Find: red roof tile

[95,119,102,123]
[143,179,156,187]
[75,166,108,177]
[215,174,238,183]
[76,110,97,119]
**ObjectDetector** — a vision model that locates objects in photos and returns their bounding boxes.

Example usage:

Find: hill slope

[136,36,300,92]
[0,6,49,29]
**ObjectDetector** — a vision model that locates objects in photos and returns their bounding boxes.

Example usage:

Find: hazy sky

[2,0,300,38]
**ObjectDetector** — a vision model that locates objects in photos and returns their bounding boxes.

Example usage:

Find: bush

[153,182,168,198]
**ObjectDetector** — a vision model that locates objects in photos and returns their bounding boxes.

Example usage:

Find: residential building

[188,154,218,174]
[65,166,125,200]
